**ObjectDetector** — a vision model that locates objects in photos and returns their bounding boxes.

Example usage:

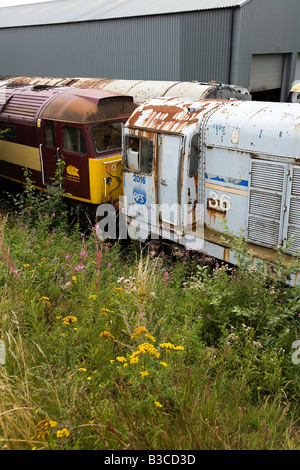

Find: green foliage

[0,189,299,449]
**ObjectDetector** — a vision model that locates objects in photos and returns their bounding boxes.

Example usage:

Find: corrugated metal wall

[0,10,232,83]
[235,0,300,87]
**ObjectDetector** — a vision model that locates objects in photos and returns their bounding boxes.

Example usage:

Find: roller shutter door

[249,54,284,92]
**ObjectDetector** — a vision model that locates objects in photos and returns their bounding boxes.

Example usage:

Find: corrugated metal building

[0,0,300,101]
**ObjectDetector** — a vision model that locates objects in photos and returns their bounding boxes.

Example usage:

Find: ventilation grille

[251,160,285,191]
[248,216,280,247]
[1,93,48,120]
[291,167,300,196]
[248,160,285,249]
[287,226,300,256]
[249,190,282,220]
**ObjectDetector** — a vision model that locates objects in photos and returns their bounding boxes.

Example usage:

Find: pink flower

[75,265,84,270]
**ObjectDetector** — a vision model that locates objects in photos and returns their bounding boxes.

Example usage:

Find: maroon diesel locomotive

[0,83,137,205]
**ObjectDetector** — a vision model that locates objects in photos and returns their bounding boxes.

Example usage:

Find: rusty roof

[40,88,137,123]
[126,97,223,135]
[0,84,136,124]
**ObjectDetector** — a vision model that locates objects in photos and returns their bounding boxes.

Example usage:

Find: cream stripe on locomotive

[0,141,41,172]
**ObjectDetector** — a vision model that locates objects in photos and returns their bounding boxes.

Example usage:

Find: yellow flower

[89,295,97,299]
[140,370,149,379]
[56,428,70,438]
[78,367,87,372]
[129,355,139,364]
[136,343,160,358]
[39,296,50,301]
[72,276,77,282]
[160,362,168,367]
[159,342,184,351]
[101,308,114,315]
[116,356,127,363]
[24,264,30,269]
[87,376,92,380]
[62,315,77,325]
[154,401,163,407]
[100,331,115,342]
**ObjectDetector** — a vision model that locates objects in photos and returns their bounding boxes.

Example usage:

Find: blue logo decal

[133,187,147,205]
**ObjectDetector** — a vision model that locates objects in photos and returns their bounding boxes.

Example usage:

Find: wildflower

[136,343,160,358]
[78,368,87,372]
[140,370,149,379]
[49,421,57,428]
[101,308,114,315]
[131,326,149,338]
[72,276,77,282]
[39,296,50,301]
[75,265,84,271]
[129,355,139,364]
[159,342,184,351]
[35,421,49,439]
[89,294,97,300]
[56,428,70,438]
[116,356,127,363]
[154,401,163,407]
[80,250,86,256]
[160,362,168,367]
[100,331,115,342]
[24,264,30,269]
[87,376,92,380]
[51,213,55,218]
[65,254,71,260]
[62,315,77,325]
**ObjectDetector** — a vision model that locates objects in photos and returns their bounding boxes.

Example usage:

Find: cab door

[157,134,183,234]
[41,121,91,201]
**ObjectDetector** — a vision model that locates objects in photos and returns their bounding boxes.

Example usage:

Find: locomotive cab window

[124,136,154,174]
[189,134,199,177]
[63,127,87,154]
[44,123,55,148]
[92,122,123,155]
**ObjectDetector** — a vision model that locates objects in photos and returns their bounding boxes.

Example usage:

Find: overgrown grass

[0,183,299,450]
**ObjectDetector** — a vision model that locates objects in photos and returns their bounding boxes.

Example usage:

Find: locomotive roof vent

[32,85,54,90]
[188,103,203,112]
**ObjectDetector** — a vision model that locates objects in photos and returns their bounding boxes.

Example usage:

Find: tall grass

[0,183,299,450]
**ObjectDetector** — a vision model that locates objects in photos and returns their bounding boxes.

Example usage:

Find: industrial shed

[0,0,300,101]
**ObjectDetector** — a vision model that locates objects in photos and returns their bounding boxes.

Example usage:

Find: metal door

[157,134,183,227]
